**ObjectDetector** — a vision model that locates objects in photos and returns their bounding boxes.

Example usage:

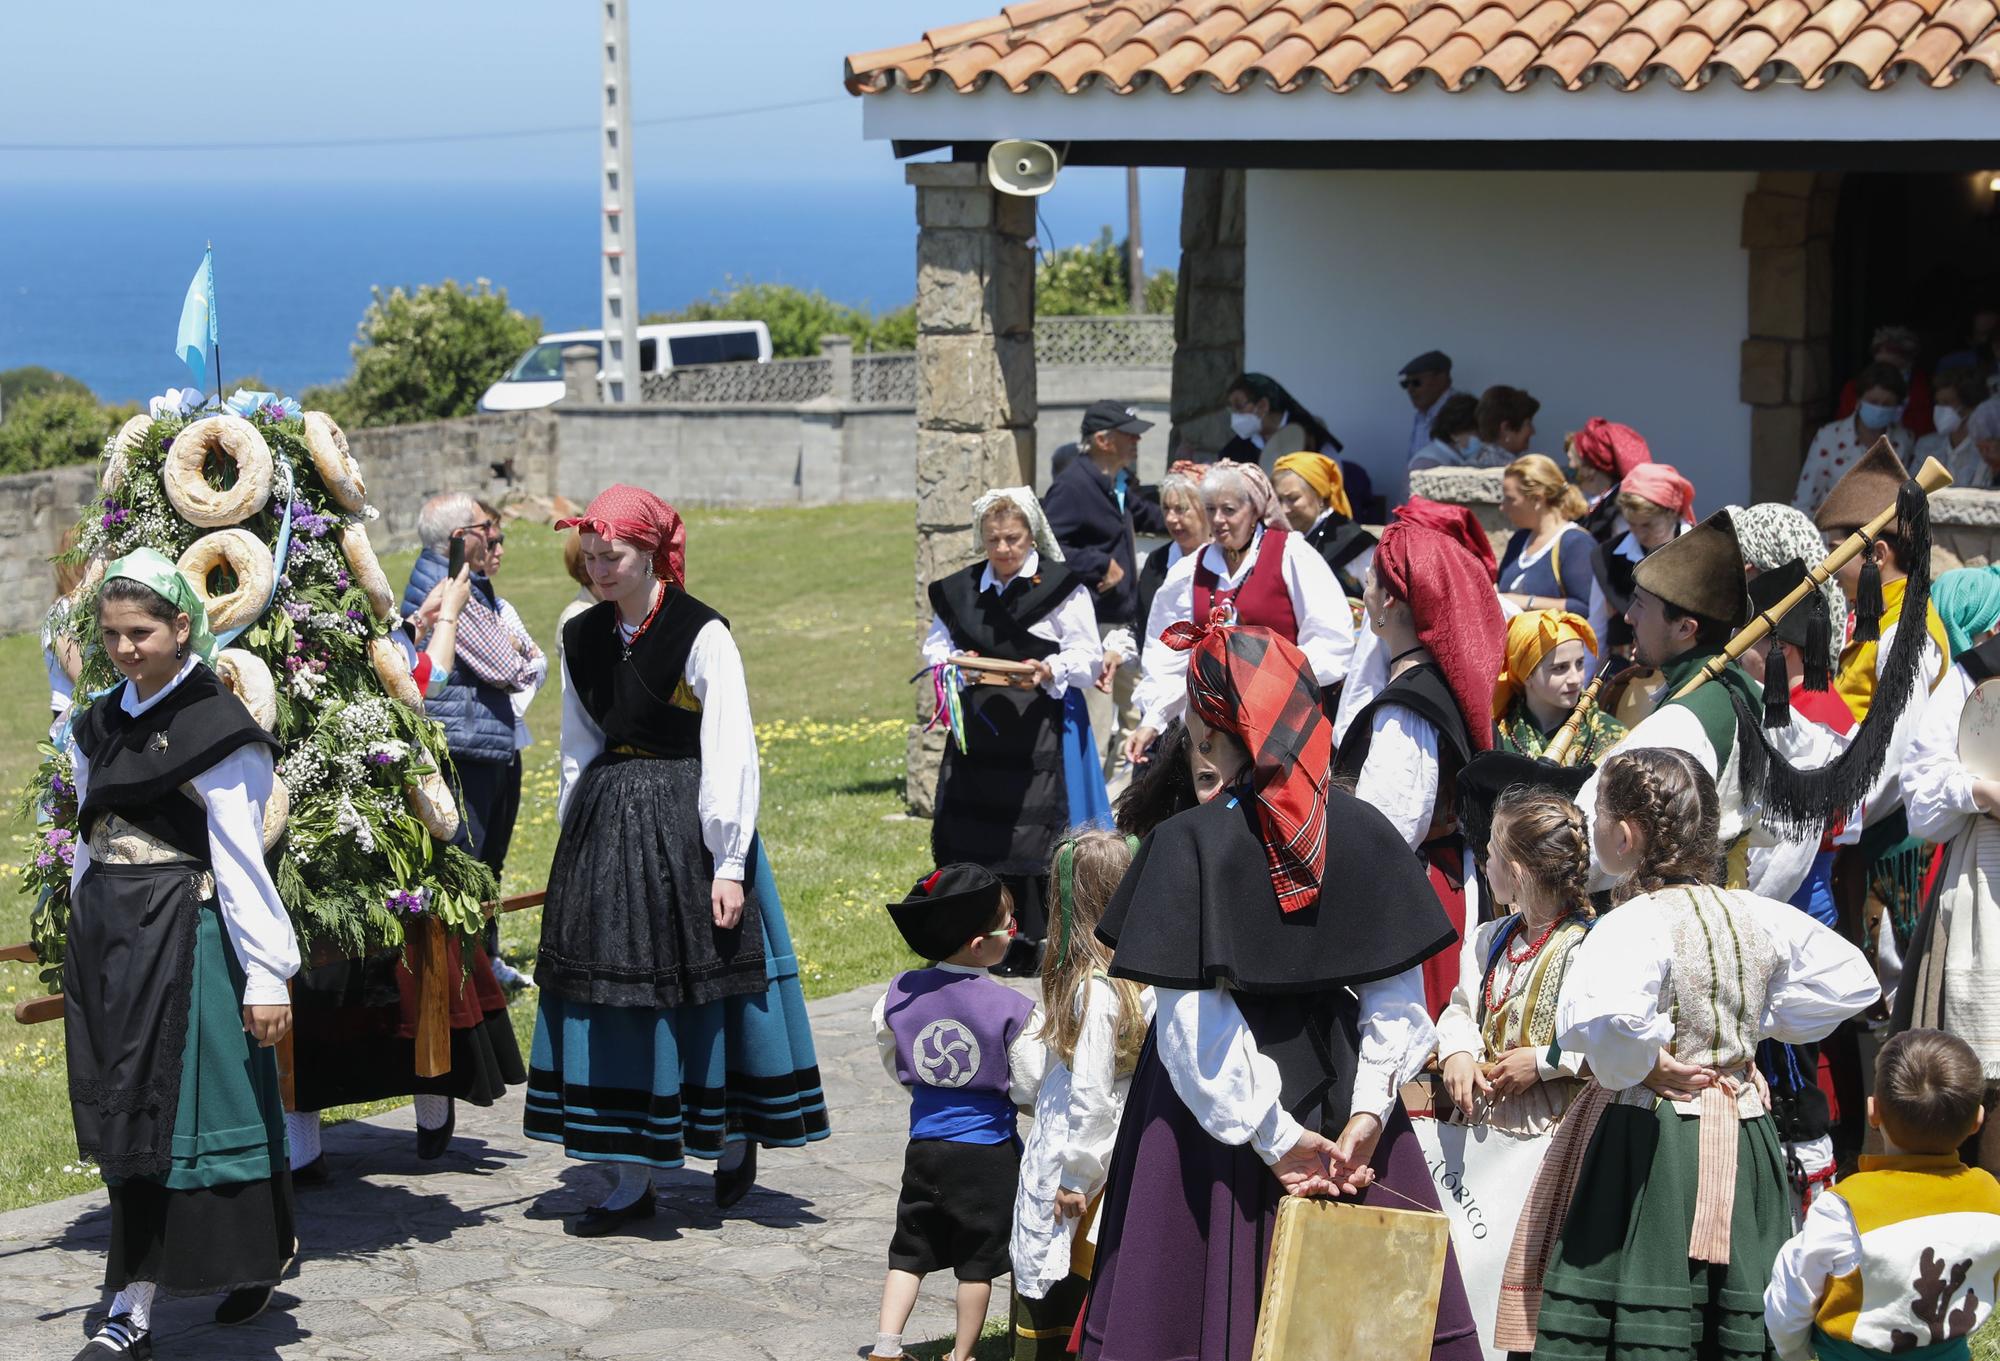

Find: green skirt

[1532,1103,1789,1361]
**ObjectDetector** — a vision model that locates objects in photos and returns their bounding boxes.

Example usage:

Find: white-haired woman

[922,487,1106,974]
[1124,460,1354,762]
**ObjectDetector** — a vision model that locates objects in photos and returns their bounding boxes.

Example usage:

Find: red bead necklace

[1482,911,1570,1017]
[619,583,668,662]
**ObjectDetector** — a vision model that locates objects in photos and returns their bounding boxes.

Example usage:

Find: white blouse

[1902,661,1981,845]
[1156,968,1432,1165]
[919,550,1103,701]
[1555,887,1878,1099]
[558,615,760,880]
[1855,621,1942,831]
[1134,526,1355,732]
[1918,426,1996,492]
[1352,702,1440,852]
[67,655,301,1007]
[1793,417,1915,514]
[1435,914,1589,1134]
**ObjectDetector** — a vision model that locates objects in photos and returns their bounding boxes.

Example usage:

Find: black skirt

[933,685,1069,880]
[536,753,768,1010]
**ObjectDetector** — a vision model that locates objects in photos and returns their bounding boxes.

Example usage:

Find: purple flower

[336,571,350,589]
[34,852,51,870]
[368,751,395,766]
[49,773,67,797]
[346,608,362,621]
[386,888,428,917]
[158,435,172,453]
[283,601,310,623]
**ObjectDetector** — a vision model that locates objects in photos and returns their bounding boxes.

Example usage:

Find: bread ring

[341,524,395,621]
[176,529,274,634]
[103,415,151,493]
[369,635,424,711]
[74,555,106,602]
[303,412,366,512]
[263,775,289,852]
[163,416,273,527]
[406,767,460,842]
[215,648,278,732]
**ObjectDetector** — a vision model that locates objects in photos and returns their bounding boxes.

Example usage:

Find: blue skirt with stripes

[522,835,829,1166]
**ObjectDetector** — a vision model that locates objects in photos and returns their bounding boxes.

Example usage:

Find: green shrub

[0,367,93,412]
[0,391,117,476]
[1035,226,1177,317]
[645,281,913,359]
[337,279,542,428]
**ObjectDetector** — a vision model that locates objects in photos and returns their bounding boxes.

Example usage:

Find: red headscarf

[1372,522,1506,753]
[1159,620,1330,914]
[1621,461,1697,524]
[555,484,687,587]
[1570,417,1653,480]
[1392,497,1498,582]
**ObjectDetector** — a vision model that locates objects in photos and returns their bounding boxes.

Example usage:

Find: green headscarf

[103,547,217,665]
[1932,565,2000,661]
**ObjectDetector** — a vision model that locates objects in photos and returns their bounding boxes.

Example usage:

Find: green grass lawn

[0,502,935,1211]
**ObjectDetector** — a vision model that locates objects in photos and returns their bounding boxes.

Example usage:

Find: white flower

[147,387,203,420]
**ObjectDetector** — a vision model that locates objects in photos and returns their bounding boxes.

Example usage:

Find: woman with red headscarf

[524,485,827,1234]
[1567,416,1653,545]
[1337,522,1507,1018]
[1080,621,1479,1361]
[1585,461,1695,662]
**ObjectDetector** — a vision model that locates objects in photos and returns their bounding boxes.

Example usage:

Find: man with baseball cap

[1400,350,1464,463]
[1042,399,1166,787]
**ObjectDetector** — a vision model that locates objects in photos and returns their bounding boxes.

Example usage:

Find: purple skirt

[1080,1038,1481,1361]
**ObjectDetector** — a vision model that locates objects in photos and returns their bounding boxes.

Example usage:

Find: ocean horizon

[0,172,1182,406]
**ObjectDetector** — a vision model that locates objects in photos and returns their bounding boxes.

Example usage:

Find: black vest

[1305,514,1377,599]
[1964,633,2000,685]
[74,666,279,861]
[1591,539,1642,652]
[563,591,728,760]
[927,561,1083,661]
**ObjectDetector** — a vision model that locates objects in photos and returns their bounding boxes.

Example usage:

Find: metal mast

[599,1,640,403]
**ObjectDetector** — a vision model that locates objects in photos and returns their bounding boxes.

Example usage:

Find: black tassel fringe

[1802,602,1833,692]
[1763,643,1792,729]
[1854,538,1884,643]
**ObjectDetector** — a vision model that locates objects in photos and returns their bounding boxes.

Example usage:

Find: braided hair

[1490,787,1594,922]
[1596,748,1724,903]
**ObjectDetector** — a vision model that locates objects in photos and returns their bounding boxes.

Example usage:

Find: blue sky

[0,1,1016,185]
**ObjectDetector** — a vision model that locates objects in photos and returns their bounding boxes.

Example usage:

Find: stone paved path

[0,983,1017,1361]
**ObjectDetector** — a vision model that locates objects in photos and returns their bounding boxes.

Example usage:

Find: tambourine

[1959,678,2000,780]
[948,653,1042,689]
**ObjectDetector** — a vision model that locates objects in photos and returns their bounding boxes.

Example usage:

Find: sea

[0,173,1181,405]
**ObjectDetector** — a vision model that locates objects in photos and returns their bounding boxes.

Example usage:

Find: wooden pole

[276,978,298,1112]
[408,915,452,1079]
[1670,450,1953,703]
[1542,674,1608,767]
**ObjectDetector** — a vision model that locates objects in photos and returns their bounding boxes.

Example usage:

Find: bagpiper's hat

[887,864,1006,961]
[1813,441,1911,534]
[1747,558,1827,654]
[1632,508,1749,627]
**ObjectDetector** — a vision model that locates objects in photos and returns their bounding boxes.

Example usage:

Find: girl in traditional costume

[923,487,1107,970]
[64,550,301,1359]
[1492,610,1625,762]
[1338,521,1507,1018]
[1081,621,1482,1361]
[1583,462,1693,664]
[523,485,826,1234]
[1010,830,1153,1360]
[1126,460,1354,764]
[1524,748,1877,1360]
[1431,788,1594,1359]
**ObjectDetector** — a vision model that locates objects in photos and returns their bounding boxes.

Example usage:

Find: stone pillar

[1170,169,1246,457]
[561,343,600,405]
[904,161,1038,814]
[820,333,855,402]
[1741,172,1841,504]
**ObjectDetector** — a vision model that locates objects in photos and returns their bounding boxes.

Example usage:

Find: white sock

[599,1163,653,1211]
[284,1111,322,1169]
[414,1094,452,1131]
[874,1333,904,1358]
[107,1280,155,1333]
[718,1139,748,1173]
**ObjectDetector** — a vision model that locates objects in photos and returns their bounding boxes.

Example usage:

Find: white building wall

[1243,169,1756,513]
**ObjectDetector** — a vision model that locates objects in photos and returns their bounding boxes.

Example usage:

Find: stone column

[561,343,601,405]
[1741,172,1841,504]
[1169,169,1246,457]
[905,161,1037,814]
[820,333,855,402]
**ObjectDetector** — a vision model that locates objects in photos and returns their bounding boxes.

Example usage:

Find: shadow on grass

[838,774,908,798]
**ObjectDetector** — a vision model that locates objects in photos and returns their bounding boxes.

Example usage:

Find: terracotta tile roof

[845,0,2000,92]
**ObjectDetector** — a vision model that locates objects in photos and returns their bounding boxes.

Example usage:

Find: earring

[175,640,186,660]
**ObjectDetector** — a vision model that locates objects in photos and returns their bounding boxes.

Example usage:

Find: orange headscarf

[1492,610,1599,718]
[1272,452,1352,520]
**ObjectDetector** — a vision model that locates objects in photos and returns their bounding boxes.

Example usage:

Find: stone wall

[1741,172,1842,505]
[1170,169,1246,457]
[0,464,102,636]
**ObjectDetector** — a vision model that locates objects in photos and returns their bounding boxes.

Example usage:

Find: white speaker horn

[987,139,1061,197]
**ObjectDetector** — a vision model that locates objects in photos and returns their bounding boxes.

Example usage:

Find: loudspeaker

[987,139,1060,197]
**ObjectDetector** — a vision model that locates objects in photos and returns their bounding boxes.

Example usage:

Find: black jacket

[1041,454,1166,627]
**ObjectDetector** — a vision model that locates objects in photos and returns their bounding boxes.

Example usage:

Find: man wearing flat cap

[1400,351,1464,464]
[1043,399,1167,786]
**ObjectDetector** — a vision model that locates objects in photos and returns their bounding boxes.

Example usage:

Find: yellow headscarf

[1271,452,1351,520]
[1492,609,1598,718]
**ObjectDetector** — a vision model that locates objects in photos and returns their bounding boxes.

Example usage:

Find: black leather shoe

[290,1153,330,1186]
[571,1193,656,1237]
[714,1142,757,1209]
[215,1281,277,1326]
[72,1315,150,1359]
[415,1100,456,1161]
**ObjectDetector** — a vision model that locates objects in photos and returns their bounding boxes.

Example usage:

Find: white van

[478,321,773,411]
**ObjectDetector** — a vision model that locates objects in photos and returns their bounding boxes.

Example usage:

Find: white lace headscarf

[971,486,1065,563]
[1727,501,1848,671]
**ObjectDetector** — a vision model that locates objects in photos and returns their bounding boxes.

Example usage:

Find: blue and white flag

[175,248,217,393]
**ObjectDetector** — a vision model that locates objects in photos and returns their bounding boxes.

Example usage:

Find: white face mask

[1229,410,1263,442]
[1934,404,1964,438]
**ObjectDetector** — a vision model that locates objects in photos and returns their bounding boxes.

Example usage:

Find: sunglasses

[487,533,505,546]
[1399,376,1427,390]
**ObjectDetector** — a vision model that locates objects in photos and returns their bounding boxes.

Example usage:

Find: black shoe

[415,1100,456,1161]
[215,1280,279,1327]
[290,1153,330,1186]
[714,1142,757,1210]
[571,1193,656,1237]
[990,935,1043,978]
[72,1314,149,1359]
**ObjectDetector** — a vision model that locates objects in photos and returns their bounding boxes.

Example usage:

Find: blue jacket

[1041,454,1166,626]
[401,548,517,765]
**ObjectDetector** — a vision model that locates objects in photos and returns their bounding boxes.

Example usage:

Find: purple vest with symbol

[886,968,1036,1142]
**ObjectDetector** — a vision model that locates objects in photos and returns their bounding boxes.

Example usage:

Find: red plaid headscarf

[1373,522,1506,753]
[1160,620,1331,913]
[1569,417,1653,480]
[555,484,687,587]
[1392,497,1498,582]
